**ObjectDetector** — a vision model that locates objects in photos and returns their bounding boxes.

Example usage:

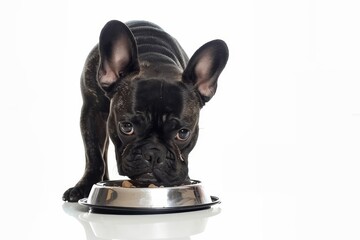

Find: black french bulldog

[63,20,228,202]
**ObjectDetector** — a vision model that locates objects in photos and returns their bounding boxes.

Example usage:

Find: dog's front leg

[63,106,109,202]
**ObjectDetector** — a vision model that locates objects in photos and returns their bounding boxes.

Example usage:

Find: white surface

[1,0,360,239]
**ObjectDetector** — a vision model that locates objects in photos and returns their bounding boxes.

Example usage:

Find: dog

[63,20,228,202]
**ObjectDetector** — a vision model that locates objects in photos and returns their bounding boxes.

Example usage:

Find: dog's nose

[143,150,161,165]
[141,144,163,165]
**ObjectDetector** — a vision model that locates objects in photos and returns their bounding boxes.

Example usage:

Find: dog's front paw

[62,184,92,202]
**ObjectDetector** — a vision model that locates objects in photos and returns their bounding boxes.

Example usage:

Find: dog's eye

[119,122,134,135]
[175,129,190,141]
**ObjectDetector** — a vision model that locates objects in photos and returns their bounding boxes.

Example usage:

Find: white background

[1,0,359,239]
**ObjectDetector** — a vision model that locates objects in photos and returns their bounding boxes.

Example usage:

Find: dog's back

[80,21,188,103]
[126,21,188,70]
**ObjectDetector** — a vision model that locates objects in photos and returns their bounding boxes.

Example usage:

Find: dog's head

[97,20,228,186]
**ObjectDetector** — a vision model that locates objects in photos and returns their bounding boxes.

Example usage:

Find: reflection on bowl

[62,201,221,240]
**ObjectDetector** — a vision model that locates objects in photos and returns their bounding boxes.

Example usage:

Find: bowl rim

[78,196,220,214]
[94,179,202,190]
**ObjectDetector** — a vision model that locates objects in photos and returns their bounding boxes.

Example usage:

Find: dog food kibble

[121,180,164,188]
[121,180,134,188]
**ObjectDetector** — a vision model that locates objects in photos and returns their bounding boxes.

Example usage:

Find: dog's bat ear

[98,20,139,91]
[182,40,228,104]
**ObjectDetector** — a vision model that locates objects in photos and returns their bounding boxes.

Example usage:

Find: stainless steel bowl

[79,180,219,213]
